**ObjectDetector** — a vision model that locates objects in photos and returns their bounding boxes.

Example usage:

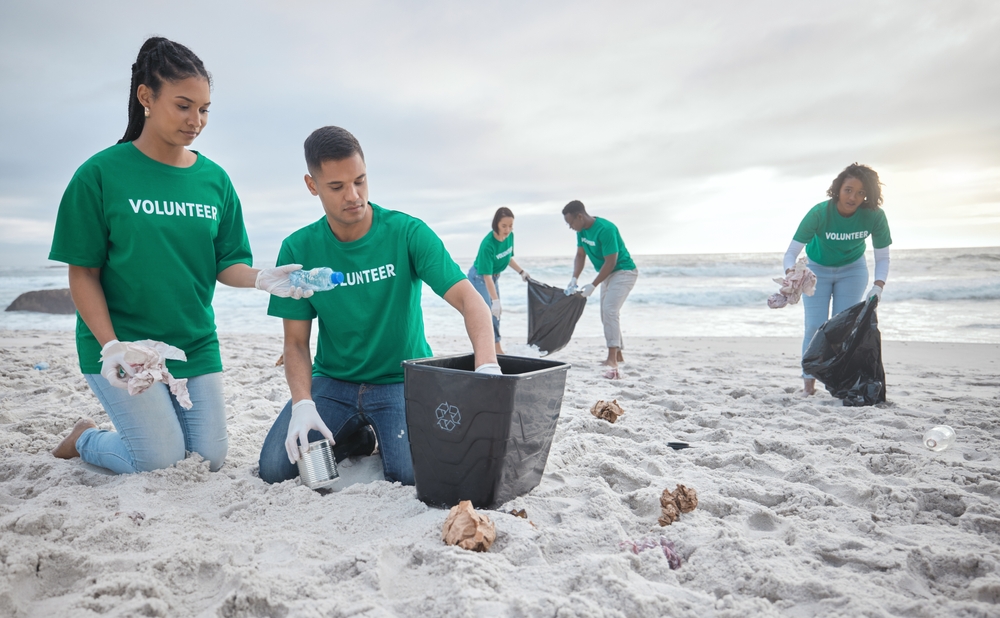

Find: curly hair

[491,207,514,233]
[827,163,883,210]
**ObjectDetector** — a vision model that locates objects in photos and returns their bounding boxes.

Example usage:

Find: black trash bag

[526,278,588,355]
[801,296,886,406]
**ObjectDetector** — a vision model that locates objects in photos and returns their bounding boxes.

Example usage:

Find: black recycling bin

[403,354,570,509]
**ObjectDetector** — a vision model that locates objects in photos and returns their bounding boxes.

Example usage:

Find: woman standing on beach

[468,207,529,354]
[48,37,306,473]
[783,163,892,395]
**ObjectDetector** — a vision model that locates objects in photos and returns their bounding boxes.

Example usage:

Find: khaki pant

[600,268,638,349]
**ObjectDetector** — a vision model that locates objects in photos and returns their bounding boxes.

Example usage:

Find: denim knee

[132,440,187,473]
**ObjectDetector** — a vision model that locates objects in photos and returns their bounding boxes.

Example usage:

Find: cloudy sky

[1,0,997,267]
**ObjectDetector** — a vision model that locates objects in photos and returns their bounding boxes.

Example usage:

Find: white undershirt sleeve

[783,240,805,271]
[873,247,890,283]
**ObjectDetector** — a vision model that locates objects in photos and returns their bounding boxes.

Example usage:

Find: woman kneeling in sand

[50,38,306,473]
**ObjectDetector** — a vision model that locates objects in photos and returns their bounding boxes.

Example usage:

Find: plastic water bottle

[289,267,345,292]
[33,361,49,370]
[923,425,956,452]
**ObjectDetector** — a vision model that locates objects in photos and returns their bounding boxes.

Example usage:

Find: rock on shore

[5,289,76,314]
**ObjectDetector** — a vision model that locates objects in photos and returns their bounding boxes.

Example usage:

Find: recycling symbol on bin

[435,402,461,432]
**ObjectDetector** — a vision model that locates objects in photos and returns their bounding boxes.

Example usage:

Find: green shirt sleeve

[472,233,495,274]
[792,204,822,244]
[871,209,892,249]
[48,164,109,268]
[267,240,317,321]
[214,177,253,273]
[596,221,620,257]
[409,220,466,297]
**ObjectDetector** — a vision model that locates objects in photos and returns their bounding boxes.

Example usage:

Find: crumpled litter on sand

[659,484,699,526]
[442,500,496,552]
[768,257,816,309]
[619,537,683,569]
[591,399,625,423]
[103,340,192,409]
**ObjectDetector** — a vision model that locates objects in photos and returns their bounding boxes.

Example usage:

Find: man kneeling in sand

[258,126,499,485]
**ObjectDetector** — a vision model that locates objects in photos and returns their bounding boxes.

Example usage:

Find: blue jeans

[801,257,869,378]
[258,376,414,485]
[468,265,501,342]
[79,372,227,474]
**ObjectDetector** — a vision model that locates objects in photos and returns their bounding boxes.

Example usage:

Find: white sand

[2,330,999,617]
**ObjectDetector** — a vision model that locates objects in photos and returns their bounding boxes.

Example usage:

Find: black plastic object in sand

[526,278,588,355]
[802,295,886,406]
[403,354,570,509]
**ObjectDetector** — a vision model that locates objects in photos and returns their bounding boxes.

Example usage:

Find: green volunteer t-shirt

[793,200,892,267]
[48,142,253,378]
[267,203,466,384]
[472,231,514,275]
[577,217,636,272]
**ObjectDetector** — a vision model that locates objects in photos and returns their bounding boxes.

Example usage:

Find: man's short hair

[562,200,587,216]
[304,126,365,174]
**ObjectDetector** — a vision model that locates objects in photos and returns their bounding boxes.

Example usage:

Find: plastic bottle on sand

[922,425,956,452]
[289,267,345,292]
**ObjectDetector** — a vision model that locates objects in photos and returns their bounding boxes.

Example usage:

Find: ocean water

[3,247,998,344]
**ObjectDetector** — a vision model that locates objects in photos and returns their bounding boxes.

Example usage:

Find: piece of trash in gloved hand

[591,399,624,423]
[442,500,496,552]
[619,536,683,570]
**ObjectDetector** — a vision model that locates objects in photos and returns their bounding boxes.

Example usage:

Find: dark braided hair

[827,163,884,210]
[118,37,212,144]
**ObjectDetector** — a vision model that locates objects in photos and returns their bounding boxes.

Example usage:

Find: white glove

[564,277,578,296]
[100,339,135,389]
[867,285,883,301]
[490,298,502,319]
[256,264,314,300]
[475,363,503,375]
[284,400,335,464]
[520,270,530,282]
[579,283,596,297]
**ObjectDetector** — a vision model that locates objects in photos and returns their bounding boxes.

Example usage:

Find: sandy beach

[1,329,999,617]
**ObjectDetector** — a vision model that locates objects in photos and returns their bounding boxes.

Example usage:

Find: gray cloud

[1,0,997,266]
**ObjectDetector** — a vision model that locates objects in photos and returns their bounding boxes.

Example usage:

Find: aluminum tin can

[297,439,339,489]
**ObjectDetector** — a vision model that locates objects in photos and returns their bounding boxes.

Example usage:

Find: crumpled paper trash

[659,484,698,526]
[442,500,496,552]
[591,399,625,423]
[102,340,192,409]
[768,257,817,309]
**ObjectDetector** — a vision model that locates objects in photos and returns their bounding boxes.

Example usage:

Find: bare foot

[601,347,624,367]
[52,418,97,459]
[495,342,505,355]
[803,378,817,396]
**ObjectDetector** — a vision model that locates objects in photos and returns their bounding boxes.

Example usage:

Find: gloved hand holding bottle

[255,264,314,299]
[564,277,578,296]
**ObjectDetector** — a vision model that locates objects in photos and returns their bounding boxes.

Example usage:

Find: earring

[144,107,150,118]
